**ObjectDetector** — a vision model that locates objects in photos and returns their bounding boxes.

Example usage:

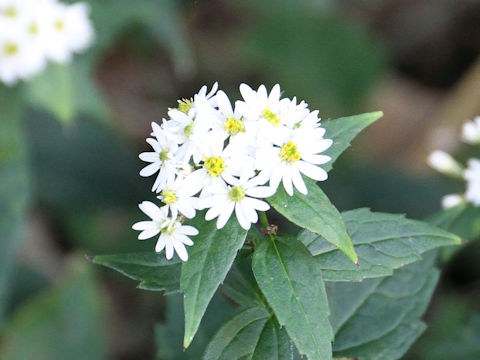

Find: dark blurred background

[1,0,480,359]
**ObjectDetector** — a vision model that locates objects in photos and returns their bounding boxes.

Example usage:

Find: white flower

[139,122,179,192]
[157,176,199,219]
[462,116,480,145]
[198,169,274,230]
[427,150,463,177]
[464,159,480,206]
[132,201,198,261]
[256,115,332,196]
[441,194,464,209]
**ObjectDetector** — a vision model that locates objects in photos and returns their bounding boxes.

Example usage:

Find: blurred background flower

[0,0,479,359]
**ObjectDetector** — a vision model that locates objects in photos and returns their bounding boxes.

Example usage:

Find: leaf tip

[84,253,95,262]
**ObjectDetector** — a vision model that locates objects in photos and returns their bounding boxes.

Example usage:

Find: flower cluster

[428,116,480,208]
[133,83,333,261]
[0,0,94,85]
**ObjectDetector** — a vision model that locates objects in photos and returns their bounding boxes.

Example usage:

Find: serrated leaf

[92,252,181,294]
[0,85,29,328]
[181,215,248,348]
[252,235,333,360]
[202,306,270,360]
[268,178,357,263]
[328,252,439,360]
[322,111,383,172]
[299,208,461,281]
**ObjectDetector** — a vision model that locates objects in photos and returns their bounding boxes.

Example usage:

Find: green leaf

[91,252,181,294]
[251,317,299,360]
[0,85,29,328]
[268,177,357,264]
[222,259,264,308]
[202,306,270,360]
[252,235,333,360]
[181,215,248,348]
[329,252,439,360]
[1,256,108,360]
[322,111,383,172]
[26,60,108,124]
[299,208,461,281]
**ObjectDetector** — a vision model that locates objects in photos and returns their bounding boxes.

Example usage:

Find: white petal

[132,221,156,231]
[269,165,284,191]
[139,201,163,220]
[217,202,235,229]
[165,238,174,259]
[146,138,161,152]
[246,186,275,199]
[239,200,259,223]
[177,203,196,219]
[269,84,281,103]
[205,205,225,221]
[179,225,199,236]
[172,240,188,261]
[140,162,160,177]
[240,83,257,105]
[216,90,233,116]
[297,161,328,181]
[244,197,270,212]
[138,228,161,240]
[235,203,251,230]
[177,234,194,246]
[139,152,159,162]
[301,154,331,165]
[282,169,294,196]
[155,236,166,252]
[291,167,308,195]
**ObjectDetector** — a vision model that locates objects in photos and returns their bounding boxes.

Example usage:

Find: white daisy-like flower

[464,158,480,206]
[256,114,333,196]
[462,116,480,145]
[427,150,464,178]
[198,168,274,230]
[157,176,199,219]
[139,122,179,192]
[132,201,198,261]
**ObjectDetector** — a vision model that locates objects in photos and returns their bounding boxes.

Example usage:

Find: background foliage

[1,0,479,359]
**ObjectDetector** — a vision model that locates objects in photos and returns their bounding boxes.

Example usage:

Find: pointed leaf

[92,252,181,294]
[299,208,461,281]
[268,178,357,263]
[251,317,299,360]
[181,215,248,348]
[202,306,270,360]
[252,235,333,360]
[322,111,383,172]
[329,252,439,360]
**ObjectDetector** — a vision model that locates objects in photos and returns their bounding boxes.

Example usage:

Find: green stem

[258,211,269,231]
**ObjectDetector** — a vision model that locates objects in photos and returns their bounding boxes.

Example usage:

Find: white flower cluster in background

[428,116,480,209]
[0,0,94,85]
[133,83,333,261]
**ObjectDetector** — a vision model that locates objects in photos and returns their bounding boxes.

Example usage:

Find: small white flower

[462,116,480,145]
[139,122,179,192]
[427,150,464,177]
[441,194,464,209]
[157,176,199,219]
[198,169,274,230]
[132,201,198,261]
[464,158,480,206]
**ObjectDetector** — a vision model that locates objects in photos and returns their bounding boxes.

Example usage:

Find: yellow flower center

[229,186,246,202]
[262,109,280,126]
[3,6,17,18]
[280,141,301,163]
[2,42,18,56]
[29,22,39,35]
[177,98,193,114]
[161,189,177,205]
[159,149,169,162]
[184,123,194,137]
[204,156,226,177]
[224,117,244,136]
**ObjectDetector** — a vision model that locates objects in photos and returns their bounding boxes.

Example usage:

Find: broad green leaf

[299,208,461,281]
[222,259,264,308]
[202,306,270,360]
[181,215,248,348]
[321,111,383,172]
[251,317,299,360]
[252,235,333,360]
[26,60,108,124]
[1,256,107,360]
[156,293,236,360]
[92,252,181,294]
[268,177,357,263]
[0,85,29,328]
[329,252,439,360]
